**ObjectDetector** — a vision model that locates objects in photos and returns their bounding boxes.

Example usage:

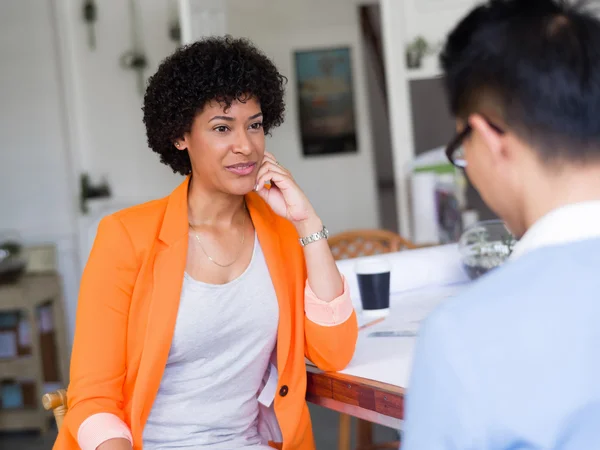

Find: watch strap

[299,226,329,247]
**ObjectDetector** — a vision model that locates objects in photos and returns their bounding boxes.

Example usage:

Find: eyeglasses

[445,120,505,168]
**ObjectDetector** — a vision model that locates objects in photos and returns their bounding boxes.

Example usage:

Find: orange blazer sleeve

[304,310,358,372]
[64,214,139,441]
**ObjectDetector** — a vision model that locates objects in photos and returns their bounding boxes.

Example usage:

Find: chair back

[329,229,415,260]
[42,389,67,430]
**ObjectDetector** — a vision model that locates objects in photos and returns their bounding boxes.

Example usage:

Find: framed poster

[294,47,358,156]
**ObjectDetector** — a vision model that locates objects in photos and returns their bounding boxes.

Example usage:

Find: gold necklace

[189,209,247,268]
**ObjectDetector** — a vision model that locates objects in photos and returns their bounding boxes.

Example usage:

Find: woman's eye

[250,122,263,130]
[214,125,229,133]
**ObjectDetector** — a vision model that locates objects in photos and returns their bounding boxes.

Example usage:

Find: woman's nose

[233,130,252,154]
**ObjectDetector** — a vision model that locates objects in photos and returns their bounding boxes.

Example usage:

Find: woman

[56,36,358,450]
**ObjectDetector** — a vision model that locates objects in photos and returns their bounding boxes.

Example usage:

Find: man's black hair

[441,0,600,162]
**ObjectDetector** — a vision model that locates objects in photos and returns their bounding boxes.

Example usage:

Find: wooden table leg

[357,418,373,449]
[338,413,352,450]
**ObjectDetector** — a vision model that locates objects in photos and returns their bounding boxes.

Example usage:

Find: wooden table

[306,365,404,429]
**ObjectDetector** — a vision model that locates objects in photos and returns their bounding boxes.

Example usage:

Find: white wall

[227,0,380,233]
[404,0,479,44]
[60,0,183,201]
[0,1,81,346]
[0,1,74,237]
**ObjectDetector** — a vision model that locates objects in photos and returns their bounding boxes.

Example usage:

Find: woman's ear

[174,136,188,151]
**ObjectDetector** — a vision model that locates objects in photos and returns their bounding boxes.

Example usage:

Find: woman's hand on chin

[254,151,322,234]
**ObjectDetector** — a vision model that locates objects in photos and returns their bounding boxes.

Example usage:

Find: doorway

[359,3,398,232]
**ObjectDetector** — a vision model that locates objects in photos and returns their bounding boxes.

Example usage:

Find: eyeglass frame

[445,119,505,168]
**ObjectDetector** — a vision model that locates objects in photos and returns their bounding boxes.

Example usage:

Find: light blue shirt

[403,202,600,450]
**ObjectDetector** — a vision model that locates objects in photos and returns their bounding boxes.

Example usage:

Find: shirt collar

[510,201,600,260]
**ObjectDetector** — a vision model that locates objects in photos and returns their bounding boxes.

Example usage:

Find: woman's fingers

[255,166,293,192]
[262,152,290,174]
[255,160,289,189]
[257,160,287,178]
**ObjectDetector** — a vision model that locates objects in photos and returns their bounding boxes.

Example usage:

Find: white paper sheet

[339,285,467,388]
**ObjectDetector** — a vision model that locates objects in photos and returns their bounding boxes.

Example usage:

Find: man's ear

[469,114,505,162]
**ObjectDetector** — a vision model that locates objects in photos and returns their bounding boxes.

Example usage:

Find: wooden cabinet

[0,274,69,432]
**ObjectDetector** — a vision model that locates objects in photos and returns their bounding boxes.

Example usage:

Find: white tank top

[143,235,279,449]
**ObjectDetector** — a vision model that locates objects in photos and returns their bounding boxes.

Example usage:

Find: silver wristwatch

[299,226,329,247]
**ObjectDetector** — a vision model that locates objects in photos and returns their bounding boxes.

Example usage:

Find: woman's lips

[225,162,256,176]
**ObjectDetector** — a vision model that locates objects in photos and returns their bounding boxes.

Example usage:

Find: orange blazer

[56,177,358,450]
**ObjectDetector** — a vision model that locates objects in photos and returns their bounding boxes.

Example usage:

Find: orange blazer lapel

[245,193,292,376]
[134,178,189,430]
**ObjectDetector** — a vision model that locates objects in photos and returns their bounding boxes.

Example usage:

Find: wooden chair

[330,229,413,450]
[42,389,67,430]
[329,229,416,261]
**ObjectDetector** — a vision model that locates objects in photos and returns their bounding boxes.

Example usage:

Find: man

[402,1,600,449]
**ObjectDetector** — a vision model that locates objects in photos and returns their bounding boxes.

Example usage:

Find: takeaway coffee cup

[354,258,391,318]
